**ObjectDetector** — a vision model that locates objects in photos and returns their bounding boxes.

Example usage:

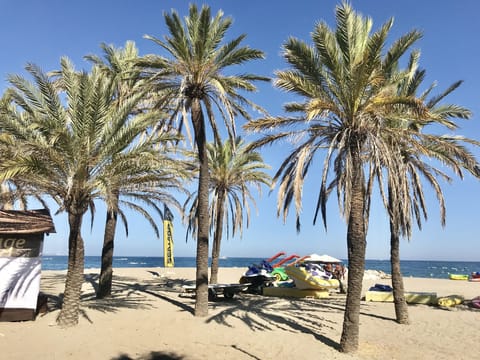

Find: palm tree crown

[185,137,271,239]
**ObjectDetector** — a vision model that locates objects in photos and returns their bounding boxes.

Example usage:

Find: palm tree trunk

[340,153,367,353]
[210,189,226,284]
[390,219,409,324]
[0,182,13,210]
[192,99,210,316]
[97,199,118,299]
[57,211,85,327]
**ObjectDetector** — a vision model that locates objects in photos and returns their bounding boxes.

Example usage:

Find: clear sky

[2,1,480,261]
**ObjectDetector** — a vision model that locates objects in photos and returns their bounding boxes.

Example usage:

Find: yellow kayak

[449,274,469,280]
[437,295,464,307]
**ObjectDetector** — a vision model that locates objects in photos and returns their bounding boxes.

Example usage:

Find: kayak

[449,274,469,280]
[438,295,464,307]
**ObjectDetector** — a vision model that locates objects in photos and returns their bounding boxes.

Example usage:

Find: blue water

[41,256,480,280]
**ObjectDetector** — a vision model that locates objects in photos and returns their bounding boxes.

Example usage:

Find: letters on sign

[0,235,42,257]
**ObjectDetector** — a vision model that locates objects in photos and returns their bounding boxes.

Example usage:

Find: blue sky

[2,1,480,261]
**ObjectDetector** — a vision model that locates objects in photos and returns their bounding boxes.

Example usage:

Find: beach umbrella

[306,253,342,263]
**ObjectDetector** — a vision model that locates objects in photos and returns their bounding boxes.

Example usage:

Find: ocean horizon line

[42,254,479,263]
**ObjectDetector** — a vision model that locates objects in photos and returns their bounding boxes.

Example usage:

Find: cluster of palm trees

[0,3,269,327]
[244,2,479,353]
[0,2,478,354]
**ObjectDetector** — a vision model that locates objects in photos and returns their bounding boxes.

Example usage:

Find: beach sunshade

[306,254,342,263]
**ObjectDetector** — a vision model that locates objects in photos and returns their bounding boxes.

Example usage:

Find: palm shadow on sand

[39,271,195,321]
[207,294,344,350]
[39,270,395,352]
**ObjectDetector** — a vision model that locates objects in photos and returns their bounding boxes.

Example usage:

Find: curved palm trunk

[390,219,409,324]
[97,197,118,299]
[192,99,210,316]
[210,190,226,284]
[57,211,85,327]
[340,153,367,353]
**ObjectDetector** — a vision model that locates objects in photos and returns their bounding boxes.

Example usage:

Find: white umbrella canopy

[306,253,342,263]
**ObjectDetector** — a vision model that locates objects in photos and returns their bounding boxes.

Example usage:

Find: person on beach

[333,264,347,294]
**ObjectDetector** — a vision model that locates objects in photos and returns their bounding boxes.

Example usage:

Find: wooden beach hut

[0,209,55,321]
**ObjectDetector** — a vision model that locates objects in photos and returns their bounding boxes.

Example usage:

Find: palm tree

[0,59,166,326]
[383,52,478,324]
[244,2,424,352]
[184,137,271,284]
[85,42,189,298]
[139,4,268,316]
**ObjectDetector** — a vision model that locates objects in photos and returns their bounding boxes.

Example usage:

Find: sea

[41,256,480,280]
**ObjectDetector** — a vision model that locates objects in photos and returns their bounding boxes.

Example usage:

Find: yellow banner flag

[163,219,174,267]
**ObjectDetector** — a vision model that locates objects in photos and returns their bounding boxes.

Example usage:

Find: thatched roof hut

[0,209,56,234]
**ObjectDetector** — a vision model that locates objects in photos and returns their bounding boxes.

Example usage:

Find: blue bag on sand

[369,284,393,292]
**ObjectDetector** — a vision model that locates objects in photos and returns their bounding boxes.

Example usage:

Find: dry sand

[1,267,480,360]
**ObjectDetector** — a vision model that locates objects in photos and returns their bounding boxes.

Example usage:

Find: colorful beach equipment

[239,253,282,293]
[470,272,480,282]
[471,296,480,309]
[437,295,464,307]
[284,265,340,290]
[449,274,469,280]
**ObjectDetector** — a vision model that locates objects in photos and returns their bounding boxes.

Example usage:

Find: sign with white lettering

[0,234,42,257]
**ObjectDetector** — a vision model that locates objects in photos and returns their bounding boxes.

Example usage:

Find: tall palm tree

[0,59,166,326]
[383,52,478,324]
[244,2,424,352]
[184,137,271,284]
[85,42,189,298]
[86,41,144,298]
[139,4,268,316]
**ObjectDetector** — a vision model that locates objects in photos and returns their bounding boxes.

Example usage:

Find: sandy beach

[1,267,480,360]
